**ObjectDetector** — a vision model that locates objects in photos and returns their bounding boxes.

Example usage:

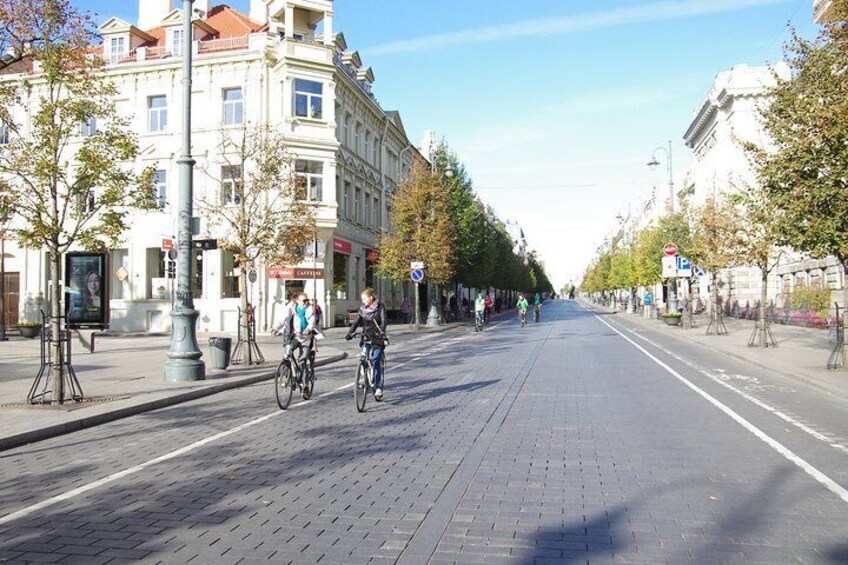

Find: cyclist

[474,294,486,329]
[533,294,542,322]
[484,294,493,323]
[272,293,316,381]
[345,288,388,401]
[516,293,529,326]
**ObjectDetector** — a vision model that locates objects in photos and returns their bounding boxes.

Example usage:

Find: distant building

[505,221,528,264]
[814,0,835,23]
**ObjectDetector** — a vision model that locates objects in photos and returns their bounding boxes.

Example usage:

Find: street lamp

[647,140,679,313]
[426,140,452,327]
[164,0,205,382]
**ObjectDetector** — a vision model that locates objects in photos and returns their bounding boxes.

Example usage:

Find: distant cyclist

[533,294,542,322]
[474,294,486,329]
[516,293,529,326]
[345,288,388,401]
[272,293,316,379]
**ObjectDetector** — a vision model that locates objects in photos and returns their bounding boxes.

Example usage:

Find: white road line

[0,340,443,526]
[625,327,848,457]
[586,307,848,504]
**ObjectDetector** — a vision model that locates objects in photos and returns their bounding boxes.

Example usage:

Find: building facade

[0,0,425,333]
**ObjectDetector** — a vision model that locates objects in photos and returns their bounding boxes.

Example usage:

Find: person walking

[643,289,654,318]
[401,296,412,325]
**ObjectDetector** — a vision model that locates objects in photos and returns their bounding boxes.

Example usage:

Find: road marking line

[624,325,848,457]
[587,308,848,504]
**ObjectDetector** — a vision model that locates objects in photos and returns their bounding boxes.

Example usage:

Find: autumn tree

[0,0,154,403]
[379,162,454,323]
[199,125,316,362]
[688,193,742,334]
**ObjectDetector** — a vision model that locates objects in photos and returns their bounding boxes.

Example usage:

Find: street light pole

[648,140,678,313]
[164,0,205,382]
[426,138,452,326]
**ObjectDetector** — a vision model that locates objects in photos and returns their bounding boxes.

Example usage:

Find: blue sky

[79,0,817,288]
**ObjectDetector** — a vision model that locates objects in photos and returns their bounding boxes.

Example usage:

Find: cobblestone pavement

[0,300,846,564]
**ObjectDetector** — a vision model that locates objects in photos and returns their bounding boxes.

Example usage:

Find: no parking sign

[410,268,424,283]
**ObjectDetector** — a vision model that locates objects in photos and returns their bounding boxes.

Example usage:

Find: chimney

[250,0,268,23]
[139,0,174,30]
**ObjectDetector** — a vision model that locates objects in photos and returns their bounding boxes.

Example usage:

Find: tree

[688,193,743,334]
[749,3,848,353]
[379,162,454,323]
[0,0,90,71]
[199,125,316,361]
[0,1,154,403]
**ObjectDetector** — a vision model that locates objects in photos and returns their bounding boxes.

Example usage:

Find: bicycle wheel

[354,362,368,413]
[275,361,294,410]
[302,362,315,400]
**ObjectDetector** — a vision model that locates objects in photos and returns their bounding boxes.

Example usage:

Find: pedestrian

[495,296,502,313]
[400,296,412,324]
[484,294,493,323]
[462,297,469,318]
[449,294,458,321]
[643,289,654,318]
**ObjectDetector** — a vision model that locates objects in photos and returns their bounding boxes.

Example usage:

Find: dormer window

[107,36,127,64]
[170,29,184,57]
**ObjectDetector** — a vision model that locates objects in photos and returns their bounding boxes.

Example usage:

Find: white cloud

[363,0,792,57]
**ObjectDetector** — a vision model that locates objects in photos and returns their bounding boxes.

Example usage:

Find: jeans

[361,344,384,389]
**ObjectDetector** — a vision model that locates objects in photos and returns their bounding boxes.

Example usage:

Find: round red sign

[663,242,678,256]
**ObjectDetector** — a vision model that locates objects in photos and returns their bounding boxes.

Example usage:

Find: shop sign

[268,267,325,280]
[333,238,352,255]
[65,252,109,329]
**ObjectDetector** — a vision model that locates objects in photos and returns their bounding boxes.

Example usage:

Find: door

[3,272,19,328]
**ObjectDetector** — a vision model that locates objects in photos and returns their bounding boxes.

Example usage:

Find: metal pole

[415,281,420,331]
[313,235,318,305]
[666,140,678,313]
[164,0,204,381]
[0,236,6,341]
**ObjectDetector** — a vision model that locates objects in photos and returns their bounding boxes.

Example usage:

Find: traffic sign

[693,266,706,278]
[167,248,178,261]
[248,270,257,283]
[162,238,174,251]
[410,261,424,270]
[663,242,678,256]
[676,256,692,277]
[410,268,424,283]
[662,256,677,278]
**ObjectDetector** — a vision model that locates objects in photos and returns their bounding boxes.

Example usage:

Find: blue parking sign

[410,268,424,283]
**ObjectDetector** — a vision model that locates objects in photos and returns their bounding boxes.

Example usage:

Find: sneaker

[374,388,383,401]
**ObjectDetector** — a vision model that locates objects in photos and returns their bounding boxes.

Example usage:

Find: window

[0,121,8,145]
[344,113,351,145]
[364,131,370,161]
[294,79,323,119]
[108,36,126,64]
[153,170,167,209]
[343,181,351,219]
[354,123,362,154]
[221,165,243,205]
[223,88,243,125]
[148,96,167,132]
[373,196,380,229]
[192,251,203,299]
[171,28,184,57]
[333,252,348,300]
[147,248,168,299]
[82,189,96,213]
[372,138,379,165]
[364,192,371,228]
[295,160,323,201]
[111,249,130,300]
[221,251,240,299]
[354,256,361,296]
[354,187,362,223]
[79,116,97,137]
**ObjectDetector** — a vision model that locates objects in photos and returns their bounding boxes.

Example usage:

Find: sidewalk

[0,322,458,451]
[582,300,848,400]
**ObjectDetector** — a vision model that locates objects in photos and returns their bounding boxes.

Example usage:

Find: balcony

[103,34,263,67]
[814,0,834,23]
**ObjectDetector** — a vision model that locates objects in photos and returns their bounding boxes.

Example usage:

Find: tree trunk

[240,271,250,365]
[757,268,769,347]
[50,248,63,404]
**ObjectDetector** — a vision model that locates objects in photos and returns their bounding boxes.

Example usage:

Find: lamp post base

[164,308,205,382]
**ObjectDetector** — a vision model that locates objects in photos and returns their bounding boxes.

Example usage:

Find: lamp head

[646,157,660,170]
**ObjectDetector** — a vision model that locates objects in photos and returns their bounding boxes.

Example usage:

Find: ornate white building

[0,0,426,332]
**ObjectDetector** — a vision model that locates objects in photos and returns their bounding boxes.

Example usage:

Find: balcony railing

[198,35,249,53]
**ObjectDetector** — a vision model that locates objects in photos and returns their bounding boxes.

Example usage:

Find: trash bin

[209,337,232,369]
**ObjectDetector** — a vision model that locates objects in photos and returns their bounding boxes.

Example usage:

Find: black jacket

[347,301,388,346]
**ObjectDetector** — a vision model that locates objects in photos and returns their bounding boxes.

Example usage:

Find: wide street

[0,300,847,564]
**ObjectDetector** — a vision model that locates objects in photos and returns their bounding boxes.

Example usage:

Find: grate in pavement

[0,396,131,411]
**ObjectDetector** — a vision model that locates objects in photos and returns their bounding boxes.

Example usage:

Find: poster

[66,252,109,328]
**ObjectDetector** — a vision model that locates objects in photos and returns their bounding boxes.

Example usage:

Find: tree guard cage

[28,311,83,404]
[827,303,844,370]
[706,296,728,336]
[748,300,778,348]
[232,305,264,365]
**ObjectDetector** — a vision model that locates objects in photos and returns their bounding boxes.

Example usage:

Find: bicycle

[475,310,484,332]
[350,333,387,412]
[518,309,527,327]
[275,341,315,410]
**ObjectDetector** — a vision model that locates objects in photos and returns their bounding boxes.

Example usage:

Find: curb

[0,352,348,452]
[579,300,848,401]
